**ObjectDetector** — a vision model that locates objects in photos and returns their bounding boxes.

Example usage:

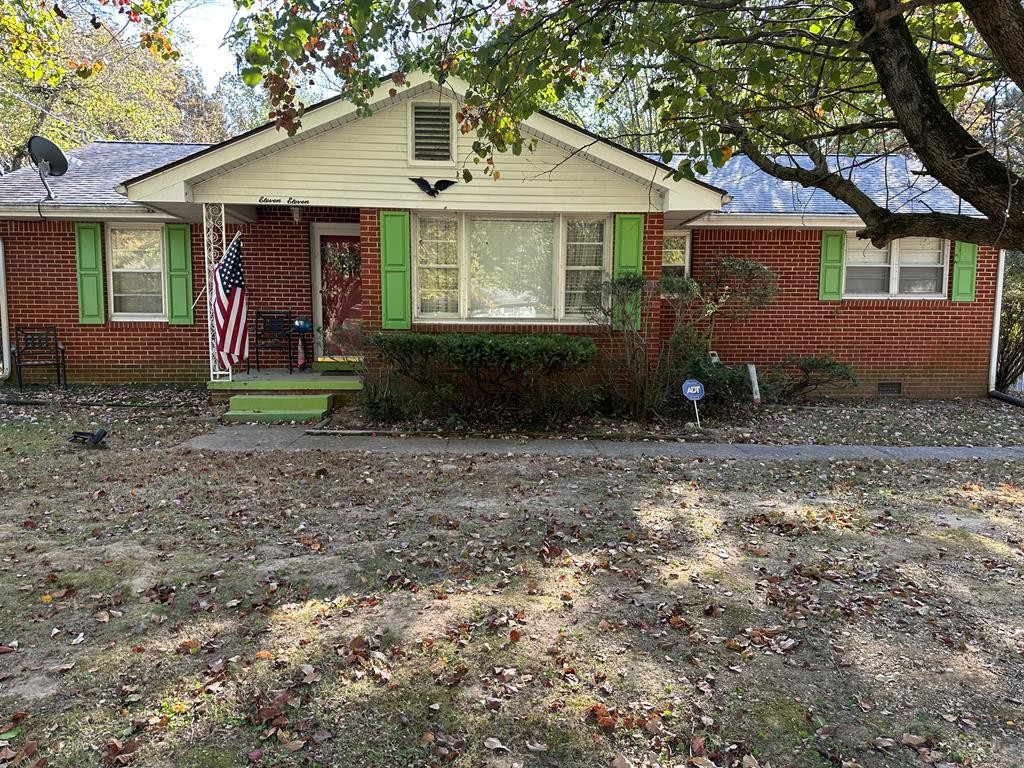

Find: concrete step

[223,409,327,424]
[224,394,334,424]
[227,394,334,412]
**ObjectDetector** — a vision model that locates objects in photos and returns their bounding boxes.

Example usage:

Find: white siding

[192,95,664,213]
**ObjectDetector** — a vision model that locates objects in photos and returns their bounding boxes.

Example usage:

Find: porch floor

[207,368,363,392]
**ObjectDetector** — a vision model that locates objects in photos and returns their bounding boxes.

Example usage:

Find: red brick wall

[1,212,999,396]
[660,228,998,397]
[0,206,357,383]
[0,218,207,382]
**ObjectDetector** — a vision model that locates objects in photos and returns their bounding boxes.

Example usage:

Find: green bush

[366,331,598,424]
[666,334,857,411]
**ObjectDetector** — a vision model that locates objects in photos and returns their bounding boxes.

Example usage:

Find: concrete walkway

[185,424,1024,461]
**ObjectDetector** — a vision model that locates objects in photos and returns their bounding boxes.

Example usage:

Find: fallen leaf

[483,737,509,752]
[611,755,634,768]
[526,739,547,752]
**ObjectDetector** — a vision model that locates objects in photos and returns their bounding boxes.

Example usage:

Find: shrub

[367,331,597,423]
[766,356,859,400]
[588,257,780,420]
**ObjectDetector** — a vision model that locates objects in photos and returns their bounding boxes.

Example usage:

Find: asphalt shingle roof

[684,153,980,217]
[0,141,210,209]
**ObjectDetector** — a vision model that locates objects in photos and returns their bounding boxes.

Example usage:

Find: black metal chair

[13,326,66,390]
[248,310,295,373]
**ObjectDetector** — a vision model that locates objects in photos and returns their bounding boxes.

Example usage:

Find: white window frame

[662,230,692,278]
[411,212,613,324]
[106,222,167,322]
[407,101,458,167]
[842,234,949,300]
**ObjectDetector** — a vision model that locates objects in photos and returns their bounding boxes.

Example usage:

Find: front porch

[207,367,362,394]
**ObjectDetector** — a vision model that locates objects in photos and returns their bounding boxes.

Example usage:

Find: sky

[173,0,240,90]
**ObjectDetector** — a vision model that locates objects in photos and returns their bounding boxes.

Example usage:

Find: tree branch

[849,0,1023,243]
[962,0,1024,93]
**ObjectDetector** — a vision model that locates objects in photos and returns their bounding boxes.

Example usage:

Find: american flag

[213,232,248,369]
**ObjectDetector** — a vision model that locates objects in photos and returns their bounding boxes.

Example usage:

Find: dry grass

[0,396,1022,767]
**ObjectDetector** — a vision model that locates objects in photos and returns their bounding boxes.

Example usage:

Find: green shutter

[613,213,644,327]
[380,211,411,329]
[165,223,194,324]
[951,241,978,302]
[75,223,105,324]
[818,230,845,301]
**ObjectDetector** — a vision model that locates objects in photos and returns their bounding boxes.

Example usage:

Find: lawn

[1,393,1022,767]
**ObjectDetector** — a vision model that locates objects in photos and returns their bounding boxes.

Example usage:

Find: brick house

[0,71,1005,400]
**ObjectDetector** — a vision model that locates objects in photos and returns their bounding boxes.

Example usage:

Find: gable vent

[876,381,903,396]
[412,104,453,162]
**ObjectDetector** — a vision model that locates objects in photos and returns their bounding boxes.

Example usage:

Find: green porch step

[223,394,334,424]
[208,375,362,392]
[313,357,363,373]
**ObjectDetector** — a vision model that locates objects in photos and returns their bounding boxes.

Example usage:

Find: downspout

[988,248,1006,392]
[0,237,10,380]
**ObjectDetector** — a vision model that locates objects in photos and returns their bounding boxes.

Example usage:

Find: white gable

[124,73,724,216]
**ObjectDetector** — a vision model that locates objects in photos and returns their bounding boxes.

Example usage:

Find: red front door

[319,235,362,358]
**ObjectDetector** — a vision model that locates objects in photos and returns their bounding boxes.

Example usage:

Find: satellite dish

[27,135,74,200]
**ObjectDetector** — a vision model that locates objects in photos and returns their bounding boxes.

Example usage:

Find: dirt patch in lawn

[0,405,1023,767]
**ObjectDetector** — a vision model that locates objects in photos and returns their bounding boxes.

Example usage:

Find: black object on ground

[68,428,108,447]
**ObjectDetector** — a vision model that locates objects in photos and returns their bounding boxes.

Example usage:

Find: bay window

[843,235,948,298]
[107,225,166,319]
[414,213,610,321]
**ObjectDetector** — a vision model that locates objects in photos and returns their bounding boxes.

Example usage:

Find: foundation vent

[876,381,903,396]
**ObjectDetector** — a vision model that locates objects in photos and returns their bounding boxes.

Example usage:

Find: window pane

[898,266,943,294]
[662,265,688,280]
[566,219,605,267]
[663,236,689,267]
[418,267,459,314]
[110,229,162,269]
[469,219,554,318]
[564,269,602,315]
[899,237,944,265]
[114,293,163,314]
[113,271,161,295]
[417,218,457,265]
[845,266,890,294]
[847,239,889,265]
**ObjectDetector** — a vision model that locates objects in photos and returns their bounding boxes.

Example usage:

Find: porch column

[202,202,233,381]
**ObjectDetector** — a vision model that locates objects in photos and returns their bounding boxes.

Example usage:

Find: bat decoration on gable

[409,178,458,197]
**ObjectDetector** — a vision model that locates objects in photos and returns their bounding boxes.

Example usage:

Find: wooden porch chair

[13,326,67,389]
[248,310,295,373]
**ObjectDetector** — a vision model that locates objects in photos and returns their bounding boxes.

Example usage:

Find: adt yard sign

[682,378,705,428]
[682,379,705,401]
